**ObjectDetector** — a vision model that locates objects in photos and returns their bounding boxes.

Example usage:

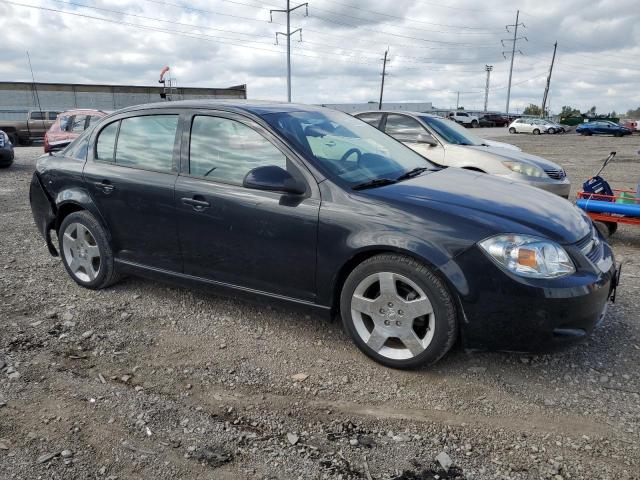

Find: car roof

[112,99,329,117]
[354,110,439,119]
[58,109,108,116]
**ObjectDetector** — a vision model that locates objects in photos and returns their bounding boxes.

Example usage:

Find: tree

[560,105,581,117]
[626,106,640,118]
[588,106,597,116]
[523,104,542,116]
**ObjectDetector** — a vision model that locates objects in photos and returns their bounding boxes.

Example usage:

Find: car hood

[480,139,522,151]
[460,145,563,170]
[364,167,590,244]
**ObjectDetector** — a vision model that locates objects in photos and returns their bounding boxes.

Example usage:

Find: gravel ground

[1,134,639,480]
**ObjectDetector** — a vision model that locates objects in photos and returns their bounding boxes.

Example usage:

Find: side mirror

[394,132,437,147]
[243,165,306,195]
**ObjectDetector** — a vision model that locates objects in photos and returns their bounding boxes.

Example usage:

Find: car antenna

[26,51,46,135]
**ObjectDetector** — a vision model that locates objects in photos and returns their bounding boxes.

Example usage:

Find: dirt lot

[1,133,639,480]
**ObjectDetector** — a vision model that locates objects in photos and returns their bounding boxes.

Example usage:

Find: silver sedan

[354,111,571,198]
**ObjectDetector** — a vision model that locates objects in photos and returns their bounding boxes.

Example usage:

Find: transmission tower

[484,65,493,112]
[502,10,527,116]
[270,1,308,102]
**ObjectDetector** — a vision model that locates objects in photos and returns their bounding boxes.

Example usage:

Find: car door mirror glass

[243,165,306,195]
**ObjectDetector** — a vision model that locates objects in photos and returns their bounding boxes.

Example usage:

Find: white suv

[448,111,479,128]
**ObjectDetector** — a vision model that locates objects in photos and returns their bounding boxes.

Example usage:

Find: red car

[621,119,637,132]
[44,109,108,153]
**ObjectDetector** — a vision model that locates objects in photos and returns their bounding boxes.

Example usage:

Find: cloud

[0,0,639,114]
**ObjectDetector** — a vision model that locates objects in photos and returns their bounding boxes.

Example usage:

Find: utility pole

[484,65,493,112]
[502,10,526,116]
[456,91,460,109]
[378,48,389,110]
[541,41,557,118]
[270,0,308,102]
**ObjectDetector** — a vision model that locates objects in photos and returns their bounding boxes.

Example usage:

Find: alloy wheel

[62,222,101,282]
[350,272,435,360]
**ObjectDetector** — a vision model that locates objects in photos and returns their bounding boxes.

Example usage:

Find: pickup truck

[447,111,480,128]
[0,110,60,145]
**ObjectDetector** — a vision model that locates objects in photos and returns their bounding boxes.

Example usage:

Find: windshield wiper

[396,167,429,181]
[351,178,398,190]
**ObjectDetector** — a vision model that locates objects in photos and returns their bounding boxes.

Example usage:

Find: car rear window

[96,121,119,162]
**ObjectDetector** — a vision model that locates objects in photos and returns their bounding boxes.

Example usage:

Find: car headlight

[479,234,575,278]
[502,161,545,178]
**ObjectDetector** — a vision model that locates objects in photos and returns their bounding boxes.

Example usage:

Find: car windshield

[419,116,485,146]
[261,109,434,187]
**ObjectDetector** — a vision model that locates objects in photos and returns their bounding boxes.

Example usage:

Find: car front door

[83,111,183,271]
[383,114,445,164]
[174,112,320,302]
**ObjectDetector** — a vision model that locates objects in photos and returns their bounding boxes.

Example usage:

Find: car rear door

[82,110,183,271]
[174,111,320,301]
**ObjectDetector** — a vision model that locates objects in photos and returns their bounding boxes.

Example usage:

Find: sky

[0,0,639,114]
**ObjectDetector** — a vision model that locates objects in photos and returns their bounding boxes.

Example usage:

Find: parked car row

[0,110,59,145]
[30,100,617,370]
[355,110,570,197]
[508,117,566,135]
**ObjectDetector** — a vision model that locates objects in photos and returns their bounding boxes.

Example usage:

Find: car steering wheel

[340,148,362,163]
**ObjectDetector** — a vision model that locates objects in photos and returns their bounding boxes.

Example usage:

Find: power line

[314,0,504,30]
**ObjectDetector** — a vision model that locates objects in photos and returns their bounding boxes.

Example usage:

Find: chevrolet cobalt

[30,101,618,369]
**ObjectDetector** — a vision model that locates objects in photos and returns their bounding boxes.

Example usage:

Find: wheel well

[331,248,450,314]
[55,203,85,231]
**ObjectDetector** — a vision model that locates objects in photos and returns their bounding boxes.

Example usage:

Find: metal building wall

[0,82,247,119]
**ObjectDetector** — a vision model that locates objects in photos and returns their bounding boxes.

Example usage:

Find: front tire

[509,127,516,134]
[471,120,479,128]
[548,128,556,134]
[58,211,120,289]
[340,254,457,369]
[533,128,541,135]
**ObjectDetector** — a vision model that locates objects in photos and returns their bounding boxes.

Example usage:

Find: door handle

[94,180,115,194]
[181,196,210,211]
[325,141,336,147]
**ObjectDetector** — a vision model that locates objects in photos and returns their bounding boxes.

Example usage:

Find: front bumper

[497,173,571,198]
[444,240,616,353]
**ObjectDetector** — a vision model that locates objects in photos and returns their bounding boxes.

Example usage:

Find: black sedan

[0,129,14,168]
[29,101,618,369]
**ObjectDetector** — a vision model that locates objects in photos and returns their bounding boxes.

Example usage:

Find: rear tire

[548,128,556,134]
[58,211,120,290]
[509,127,516,134]
[533,128,541,135]
[340,254,457,370]
[471,120,479,128]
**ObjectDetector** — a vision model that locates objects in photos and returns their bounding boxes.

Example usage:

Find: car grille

[575,231,601,262]
[544,168,566,180]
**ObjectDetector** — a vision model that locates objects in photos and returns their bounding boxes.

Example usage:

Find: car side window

[356,113,383,129]
[31,111,44,120]
[87,115,102,127]
[49,112,59,120]
[71,115,88,132]
[115,115,178,172]
[189,116,287,185]
[384,114,425,141]
[95,121,119,162]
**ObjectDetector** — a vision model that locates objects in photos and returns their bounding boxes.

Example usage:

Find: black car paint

[29,100,616,352]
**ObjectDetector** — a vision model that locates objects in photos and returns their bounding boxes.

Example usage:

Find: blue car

[0,129,15,168]
[576,121,632,137]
